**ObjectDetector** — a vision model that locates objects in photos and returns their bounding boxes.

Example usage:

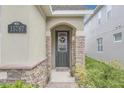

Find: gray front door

[55,31,69,67]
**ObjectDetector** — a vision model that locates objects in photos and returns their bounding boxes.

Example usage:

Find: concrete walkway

[46,68,77,88]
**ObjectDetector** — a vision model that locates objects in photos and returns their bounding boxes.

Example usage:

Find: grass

[85,56,124,88]
[0,80,33,88]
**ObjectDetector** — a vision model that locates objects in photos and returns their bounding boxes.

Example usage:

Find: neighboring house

[0,5,93,87]
[84,5,124,63]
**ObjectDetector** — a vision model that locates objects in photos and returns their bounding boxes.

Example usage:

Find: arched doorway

[51,23,76,69]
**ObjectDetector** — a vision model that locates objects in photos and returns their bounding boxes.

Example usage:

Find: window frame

[97,37,103,52]
[113,32,122,42]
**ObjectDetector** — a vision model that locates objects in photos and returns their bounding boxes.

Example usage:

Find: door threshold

[55,67,70,72]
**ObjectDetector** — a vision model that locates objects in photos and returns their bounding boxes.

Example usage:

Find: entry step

[55,67,69,71]
[50,69,75,82]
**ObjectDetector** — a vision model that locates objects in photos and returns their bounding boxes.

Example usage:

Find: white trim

[113,40,122,43]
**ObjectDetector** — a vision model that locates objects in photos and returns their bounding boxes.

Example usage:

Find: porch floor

[46,68,78,88]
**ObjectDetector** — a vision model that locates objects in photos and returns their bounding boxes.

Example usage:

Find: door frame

[55,30,70,67]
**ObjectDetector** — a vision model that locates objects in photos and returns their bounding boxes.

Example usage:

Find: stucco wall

[84,6,124,63]
[46,17,84,32]
[0,6,46,65]
[28,6,46,64]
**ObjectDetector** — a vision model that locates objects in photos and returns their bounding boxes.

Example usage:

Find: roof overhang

[38,5,95,17]
[84,5,104,25]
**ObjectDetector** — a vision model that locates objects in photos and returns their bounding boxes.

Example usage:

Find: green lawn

[85,56,124,88]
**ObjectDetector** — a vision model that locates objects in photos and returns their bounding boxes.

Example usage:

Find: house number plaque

[58,32,67,52]
[8,21,27,33]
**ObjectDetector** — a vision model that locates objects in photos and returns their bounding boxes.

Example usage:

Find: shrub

[74,64,88,87]
[0,80,33,88]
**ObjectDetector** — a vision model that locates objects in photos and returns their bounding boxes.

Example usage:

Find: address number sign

[8,21,27,33]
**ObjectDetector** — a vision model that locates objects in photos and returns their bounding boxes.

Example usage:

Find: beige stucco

[46,17,84,41]
[28,6,46,64]
[0,6,46,65]
[46,17,84,32]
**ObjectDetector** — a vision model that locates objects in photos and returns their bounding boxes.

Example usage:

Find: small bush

[74,64,88,87]
[0,80,33,88]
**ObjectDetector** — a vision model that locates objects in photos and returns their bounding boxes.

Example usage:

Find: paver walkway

[46,68,78,88]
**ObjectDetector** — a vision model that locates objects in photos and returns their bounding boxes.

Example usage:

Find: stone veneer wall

[0,59,49,87]
[75,36,85,64]
[71,36,76,67]
[46,36,52,70]
[46,34,85,69]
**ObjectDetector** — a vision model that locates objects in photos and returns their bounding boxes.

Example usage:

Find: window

[98,12,101,24]
[97,38,103,52]
[106,6,112,20]
[113,32,122,42]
